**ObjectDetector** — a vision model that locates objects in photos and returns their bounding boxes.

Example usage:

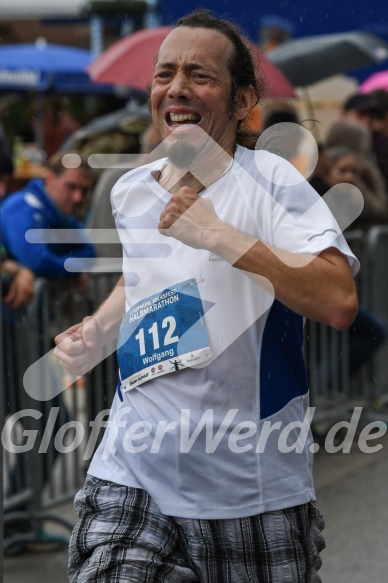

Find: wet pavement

[3,433,388,583]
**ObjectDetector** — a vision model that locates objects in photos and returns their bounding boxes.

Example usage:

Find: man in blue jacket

[2,153,96,551]
[1,153,96,281]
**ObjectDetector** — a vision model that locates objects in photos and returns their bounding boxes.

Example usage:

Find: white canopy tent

[0,0,154,56]
[0,0,86,18]
[0,0,148,19]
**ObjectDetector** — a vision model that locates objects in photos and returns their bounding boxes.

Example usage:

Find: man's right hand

[54,316,103,377]
[3,266,35,309]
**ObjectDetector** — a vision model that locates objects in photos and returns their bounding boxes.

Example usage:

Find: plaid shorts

[69,475,325,583]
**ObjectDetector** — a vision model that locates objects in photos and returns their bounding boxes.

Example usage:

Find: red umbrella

[359,70,388,93]
[88,26,296,99]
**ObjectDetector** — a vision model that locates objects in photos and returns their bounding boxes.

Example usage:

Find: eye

[192,73,208,80]
[154,71,173,81]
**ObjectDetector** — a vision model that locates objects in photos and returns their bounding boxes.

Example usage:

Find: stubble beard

[166,139,200,169]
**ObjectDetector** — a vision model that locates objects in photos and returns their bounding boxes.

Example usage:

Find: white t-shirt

[88,146,359,519]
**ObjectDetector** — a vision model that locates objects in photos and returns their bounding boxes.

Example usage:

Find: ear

[234,85,257,121]
[44,169,57,192]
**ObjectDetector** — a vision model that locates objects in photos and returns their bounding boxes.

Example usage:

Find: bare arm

[93,275,126,339]
[54,275,126,375]
[158,187,358,330]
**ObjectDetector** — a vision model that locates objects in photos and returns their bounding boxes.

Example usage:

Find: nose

[167,71,192,100]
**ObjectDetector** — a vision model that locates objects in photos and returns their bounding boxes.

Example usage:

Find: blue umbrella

[0,39,114,93]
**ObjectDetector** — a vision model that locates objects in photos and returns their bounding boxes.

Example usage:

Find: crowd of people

[1,9,388,580]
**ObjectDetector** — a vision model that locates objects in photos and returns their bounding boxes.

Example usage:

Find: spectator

[309,145,386,382]
[1,151,94,552]
[341,92,379,125]
[341,91,388,194]
[310,146,359,194]
[368,90,388,193]
[1,152,96,283]
[324,119,388,230]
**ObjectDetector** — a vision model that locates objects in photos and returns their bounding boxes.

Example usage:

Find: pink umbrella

[359,70,388,93]
[88,26,296,99]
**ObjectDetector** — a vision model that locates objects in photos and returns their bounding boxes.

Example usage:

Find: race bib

[118,279,212,391]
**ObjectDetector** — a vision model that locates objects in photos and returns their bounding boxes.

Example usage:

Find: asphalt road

[3,433,388,583]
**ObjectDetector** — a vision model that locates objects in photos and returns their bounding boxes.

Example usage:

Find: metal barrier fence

[2,273,119,552]
[3,228,388,551]
[304,230,366,431]
[365,225,388,394]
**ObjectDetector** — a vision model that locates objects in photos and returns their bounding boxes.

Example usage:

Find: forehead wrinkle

[155,60,217,74]
[156,28,233,73]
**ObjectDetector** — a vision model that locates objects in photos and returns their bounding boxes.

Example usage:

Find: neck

[159,141,236,195]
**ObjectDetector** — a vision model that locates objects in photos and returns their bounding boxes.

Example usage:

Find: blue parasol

[0,39,114,93]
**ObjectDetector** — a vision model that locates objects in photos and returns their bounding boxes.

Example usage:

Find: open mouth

[167,112,202,127]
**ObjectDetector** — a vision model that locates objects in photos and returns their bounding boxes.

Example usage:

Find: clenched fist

[158,186,222,249]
